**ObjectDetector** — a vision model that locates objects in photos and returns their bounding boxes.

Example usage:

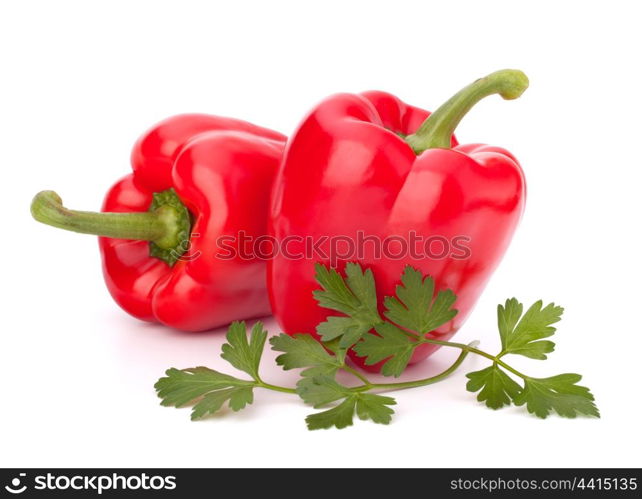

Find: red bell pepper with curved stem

[31,114,286,331]
[269,69,528,371]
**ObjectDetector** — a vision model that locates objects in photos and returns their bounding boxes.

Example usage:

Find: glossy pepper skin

[32,114,286,331]
[269,70,528,370]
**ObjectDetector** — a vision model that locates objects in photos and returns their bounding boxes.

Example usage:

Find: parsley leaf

[306,397,357,430]
[465,364,522,409]
[154,367,254,420]
[190,387,254,420]
[305,389,396,430]
[498,299,563,360]
[221,321,268,380]
[313,262,380,347]
[270,333,342,378]
[355,393,397,424]
[497,297,523,347]
[316,316,372,349]
[156,322,267,420]
[352,322,416,377]
[298,376,396,429]
[156,264,600,428]
[313,264,459,377]
[513,374,600,419]
[296,375,350,407]
[467,298,599,419]
[384,266,458,334]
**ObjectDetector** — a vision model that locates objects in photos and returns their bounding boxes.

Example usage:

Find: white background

[1,0,641,468]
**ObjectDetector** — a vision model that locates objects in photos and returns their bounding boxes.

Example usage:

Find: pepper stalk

[405,69,529,154]
[30,188,192,266]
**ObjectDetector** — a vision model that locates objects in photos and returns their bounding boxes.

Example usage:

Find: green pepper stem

[405,69,529,154]
[30,189,193,268]
[31,190,171,241]
[32,189,192,266]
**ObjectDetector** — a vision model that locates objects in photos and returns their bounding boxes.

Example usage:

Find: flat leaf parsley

[156,263,599,429]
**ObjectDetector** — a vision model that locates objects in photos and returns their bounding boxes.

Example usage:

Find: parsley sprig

[155,263,599,429]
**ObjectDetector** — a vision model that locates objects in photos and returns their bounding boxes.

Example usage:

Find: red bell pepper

[269,69,528,370]
[31,114,286,331]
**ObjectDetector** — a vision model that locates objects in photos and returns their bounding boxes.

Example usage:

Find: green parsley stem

[257,335,531,399]
[420,338,530,380]
[255,382,297,394]
[341,364,372,385]
[258,337,475,397]
[349,347,471,392]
